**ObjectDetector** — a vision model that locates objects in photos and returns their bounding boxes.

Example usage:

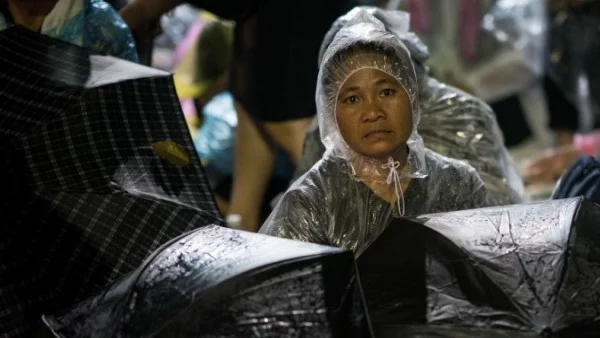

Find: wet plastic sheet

[376,324,540,338]
[42,225,371,338]
[41,197,600,337]
[358,197,600,336]
[60,0,139,62]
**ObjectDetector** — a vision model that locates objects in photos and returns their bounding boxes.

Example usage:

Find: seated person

[0,0,138,62]
[524,130,600,184]
[293,7,525,206]
[260,10,496,256]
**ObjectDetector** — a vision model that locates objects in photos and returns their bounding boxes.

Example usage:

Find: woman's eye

[380,88,396,97]
[343,95,359,104]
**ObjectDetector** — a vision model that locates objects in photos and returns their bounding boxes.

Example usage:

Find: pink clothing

[405,0,430,33]
[174,18,205,65]
[404,0,481,61]
[574,130,600,157]
[181,98,198,120]
[458,0,480,61]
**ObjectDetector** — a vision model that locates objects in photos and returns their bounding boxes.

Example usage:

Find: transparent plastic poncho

[260,10,497,256]
[0,0,138,62]
[294,6,525,205]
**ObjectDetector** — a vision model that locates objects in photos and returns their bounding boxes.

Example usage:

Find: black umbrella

[0,27,222,337]
[358,197,600,337]
[42,225,372,338]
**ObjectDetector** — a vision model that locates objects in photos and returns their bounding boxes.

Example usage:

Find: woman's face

[335,67,413,160]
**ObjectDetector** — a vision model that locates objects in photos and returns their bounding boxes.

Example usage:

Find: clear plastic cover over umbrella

[42,225,371,338]
[359,197,600,337]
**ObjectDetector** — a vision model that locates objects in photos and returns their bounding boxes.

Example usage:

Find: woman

[294,6,525,205]
[260,9,496,256]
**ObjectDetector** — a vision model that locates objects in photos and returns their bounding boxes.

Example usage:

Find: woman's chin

[360,143,406,160]
[357,149,398,161]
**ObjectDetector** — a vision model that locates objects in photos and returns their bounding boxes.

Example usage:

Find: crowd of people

[4,0,599,230]
[3,0,600,336]
[3,0,599,227]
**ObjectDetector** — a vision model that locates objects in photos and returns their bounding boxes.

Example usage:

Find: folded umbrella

[358,197,600,337]
[0,27,221,337]
[42,225,372,338]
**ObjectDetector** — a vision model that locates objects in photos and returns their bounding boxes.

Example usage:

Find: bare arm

[119,0,183,32]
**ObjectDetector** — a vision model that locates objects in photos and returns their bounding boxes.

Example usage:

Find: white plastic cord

[382,157,406,216]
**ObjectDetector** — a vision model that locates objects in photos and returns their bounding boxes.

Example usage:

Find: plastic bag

[193,92,294,186]
[0,0,139,62]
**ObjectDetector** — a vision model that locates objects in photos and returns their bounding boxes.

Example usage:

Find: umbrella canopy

[42,225,372,338]
[358,197,600,337]
[0,27,222,337]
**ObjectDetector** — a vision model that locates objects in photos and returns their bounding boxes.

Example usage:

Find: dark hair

[321,40,401,96]
[195,20,232,83]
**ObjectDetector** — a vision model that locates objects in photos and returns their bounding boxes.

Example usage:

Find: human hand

[522,145,582,184]
[556,129,575,147]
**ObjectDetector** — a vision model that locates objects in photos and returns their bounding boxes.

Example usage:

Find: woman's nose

[362,99,385,122]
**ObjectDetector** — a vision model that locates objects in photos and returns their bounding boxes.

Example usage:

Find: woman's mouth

[364,129,393,138]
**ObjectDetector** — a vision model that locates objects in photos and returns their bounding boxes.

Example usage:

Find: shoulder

[420,149,496,209]
[261,161,335,243]
[281,156,354,219]
[290,156,348,189]
[422,78,495,120]
[424,149,476,171]
[423,149,481,183]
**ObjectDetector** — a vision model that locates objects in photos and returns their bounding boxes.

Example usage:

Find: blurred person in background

[392,0,580,164]
[523,139,595,185]
[121,0,325,231]
[225,0,357,231]
[119,0,257,34]
[0,0,139,62]
[524,0,600,184]
[120,0,258,65]
[173,13,233,134]
[172,13,295,219]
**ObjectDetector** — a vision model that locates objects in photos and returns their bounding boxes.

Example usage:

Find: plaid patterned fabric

[0,27,222,337]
